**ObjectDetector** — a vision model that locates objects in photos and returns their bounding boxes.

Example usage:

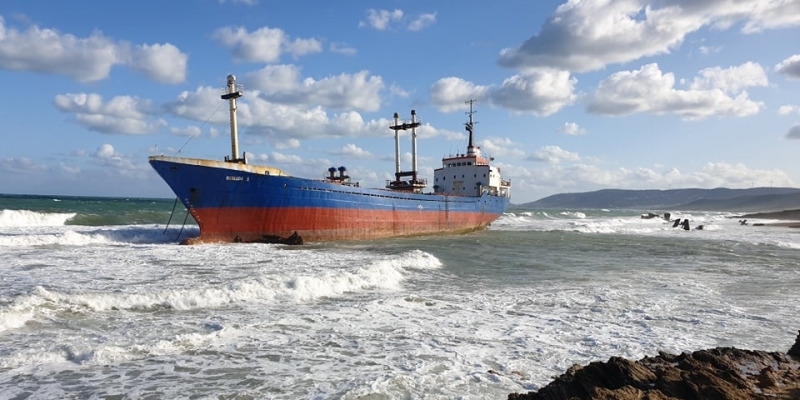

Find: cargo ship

[149,75,511,244]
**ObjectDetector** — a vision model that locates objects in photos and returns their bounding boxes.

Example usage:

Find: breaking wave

[0,209,76,227]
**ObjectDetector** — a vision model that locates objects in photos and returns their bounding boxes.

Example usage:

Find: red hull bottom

[183,207,501,244]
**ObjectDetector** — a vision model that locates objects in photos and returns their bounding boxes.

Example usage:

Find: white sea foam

[0,209,75,227]
[0,309,34,333]
[493,210,800,247]
[1,209,798,399]
[7,250,440,314]
[0,328,228,369]
[560,211,586,219]
[0,225,189,247]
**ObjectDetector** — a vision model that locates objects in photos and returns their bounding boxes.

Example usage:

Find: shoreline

[734,208,800,228]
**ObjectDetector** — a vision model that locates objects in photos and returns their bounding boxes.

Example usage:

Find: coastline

[736,208,800,228]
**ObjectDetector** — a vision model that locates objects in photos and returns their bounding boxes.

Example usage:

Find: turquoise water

[1,194,799,398]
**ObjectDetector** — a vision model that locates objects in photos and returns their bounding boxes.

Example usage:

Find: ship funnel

[338,166,347,178]
[328,167,336,179]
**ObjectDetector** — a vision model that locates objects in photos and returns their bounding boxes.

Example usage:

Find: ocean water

[1,194,799,399]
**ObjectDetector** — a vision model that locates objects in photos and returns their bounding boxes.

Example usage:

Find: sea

[1,193,798,399]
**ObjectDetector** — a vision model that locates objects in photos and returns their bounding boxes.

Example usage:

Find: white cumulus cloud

[530,145,581,164]
[165,85,394,145]
[497,0,800,73]
[689,62,768,93]
[330,42,357,56]
[248,69,385,112]
[54,93,166,134]
[408,13,437,31]
[359,9,404,30]
[130,43,188,84]
[429,77,491,112]
[359,9,437,31]
[329,144,372,159]
[0,17,121,82]
[588,63,763,120]
[431,70,578,116]
[94,144,117,159]
[213,26,321,62]
[0,17,188,84]
[491,69,578,116]
[558,122,586,136]
[478,137,526,158]
[778,105,800,115]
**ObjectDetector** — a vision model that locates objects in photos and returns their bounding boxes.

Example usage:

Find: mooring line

[175,207,190,242]
[163,197,179,234]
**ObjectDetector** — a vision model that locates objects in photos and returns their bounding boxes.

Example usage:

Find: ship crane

[387,110,427,193]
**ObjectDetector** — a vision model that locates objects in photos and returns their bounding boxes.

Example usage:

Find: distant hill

[521,188,800,212]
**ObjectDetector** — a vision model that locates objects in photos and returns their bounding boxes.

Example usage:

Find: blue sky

[1,0,799,204]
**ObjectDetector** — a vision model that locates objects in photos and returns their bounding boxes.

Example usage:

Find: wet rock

[509,333,800,400]
[789,330,800,358]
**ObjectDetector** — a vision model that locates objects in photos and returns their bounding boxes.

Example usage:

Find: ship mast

[221,74,244,163]
[411,110,419,181]
[465,99,477,157]
[388,109,425,192]
[392,113,401,176]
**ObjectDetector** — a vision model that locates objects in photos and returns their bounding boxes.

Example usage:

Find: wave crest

[0,209,76,227]
[8,250,440,315]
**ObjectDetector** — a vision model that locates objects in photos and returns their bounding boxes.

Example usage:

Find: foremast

[222,74,245,164]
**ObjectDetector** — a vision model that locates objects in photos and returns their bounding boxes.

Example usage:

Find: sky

[1,0,799,204]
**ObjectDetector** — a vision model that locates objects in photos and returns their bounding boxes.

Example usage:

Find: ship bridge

[432,100,510,198]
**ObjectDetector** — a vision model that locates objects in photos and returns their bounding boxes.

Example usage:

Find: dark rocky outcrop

[509,331,800,400]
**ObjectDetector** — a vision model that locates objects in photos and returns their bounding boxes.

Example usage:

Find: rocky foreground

[508,331,800,400]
